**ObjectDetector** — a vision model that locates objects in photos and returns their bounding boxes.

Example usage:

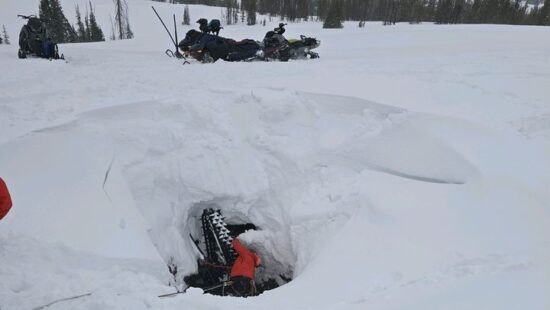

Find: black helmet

[279,23,287,28]
[196,18,208,25]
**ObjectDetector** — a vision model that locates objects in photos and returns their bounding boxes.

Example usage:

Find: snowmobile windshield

[27,18,44,33]
[179,30,203,51]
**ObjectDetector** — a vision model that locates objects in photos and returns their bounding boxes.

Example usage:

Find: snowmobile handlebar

[17,14,37,20]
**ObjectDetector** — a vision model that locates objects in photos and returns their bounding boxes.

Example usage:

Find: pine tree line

[75,2,105,42]
[223,0,240,25]
[171,0,550,26]
[434,0,550,24]
[38,0,135,44]
[242,0,258,25]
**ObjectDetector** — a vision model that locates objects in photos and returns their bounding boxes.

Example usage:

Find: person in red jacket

[230,238,261,297]
[0,178,13,220]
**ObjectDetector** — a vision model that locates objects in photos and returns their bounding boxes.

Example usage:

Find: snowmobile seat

[226,39,261,61]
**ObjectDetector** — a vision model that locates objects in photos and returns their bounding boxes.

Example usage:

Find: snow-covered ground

[1,0,550,309]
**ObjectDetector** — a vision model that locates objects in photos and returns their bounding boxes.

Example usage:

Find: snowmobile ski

[151,6,190,65]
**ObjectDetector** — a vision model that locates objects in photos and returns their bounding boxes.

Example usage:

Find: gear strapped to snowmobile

[17,15,64,60]
[196,18,223,36]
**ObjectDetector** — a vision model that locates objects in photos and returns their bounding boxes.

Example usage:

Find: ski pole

[151,6,176,46]
[173,14,180,56]
[158,282,233,298]
[203,281,233,293]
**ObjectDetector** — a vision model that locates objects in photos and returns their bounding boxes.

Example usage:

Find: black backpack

[208,19,222,35]
[197,18,209,33]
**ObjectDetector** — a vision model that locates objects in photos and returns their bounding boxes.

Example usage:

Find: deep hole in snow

[184,207,291,296]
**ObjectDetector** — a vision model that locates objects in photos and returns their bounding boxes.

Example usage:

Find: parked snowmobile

[17,15,64,60]
[262,23,320,61]
[179,29,262,63]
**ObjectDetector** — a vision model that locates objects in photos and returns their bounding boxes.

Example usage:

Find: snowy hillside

[1,0,550,309]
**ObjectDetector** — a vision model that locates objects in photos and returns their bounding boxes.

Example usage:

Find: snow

[1,0,550,309]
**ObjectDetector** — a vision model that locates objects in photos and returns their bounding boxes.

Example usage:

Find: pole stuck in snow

[151,6,176,46]
[151,6,188,63]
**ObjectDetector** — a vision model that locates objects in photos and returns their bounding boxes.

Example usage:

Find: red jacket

[0,178,12,220]
[230,239,261,280]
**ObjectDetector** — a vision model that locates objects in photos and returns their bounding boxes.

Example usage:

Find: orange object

[230,239,261,280]
[0,178,12,220]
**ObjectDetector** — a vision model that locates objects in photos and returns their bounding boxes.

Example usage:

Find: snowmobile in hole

[180,209,283,296]
[17,15,64,60]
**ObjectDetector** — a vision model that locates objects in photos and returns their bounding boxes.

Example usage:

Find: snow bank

[1,0,549,309]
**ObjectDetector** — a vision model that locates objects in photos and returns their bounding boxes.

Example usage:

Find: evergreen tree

[39,0,77,43]
[323,0,344,28]
[233,4,239,24]
[88,2,105,41]
[2,25,10,45]
[435,0,453,23]
[469,0,482,23]
[538,0,550,25]
[225,3,233,25]
[243,0,257,25]
[297,0,309,20]
[166,0,547,26]
[0,32,3,44]
[76,5,87,42]
[85,13,91,41]
[224,8,231,25]
[183,5,191,25]
[317,0,329,21]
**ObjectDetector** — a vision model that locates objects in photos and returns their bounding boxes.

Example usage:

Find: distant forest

[157,0,550,26]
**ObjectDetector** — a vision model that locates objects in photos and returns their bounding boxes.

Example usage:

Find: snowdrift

[1,0,550,309]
